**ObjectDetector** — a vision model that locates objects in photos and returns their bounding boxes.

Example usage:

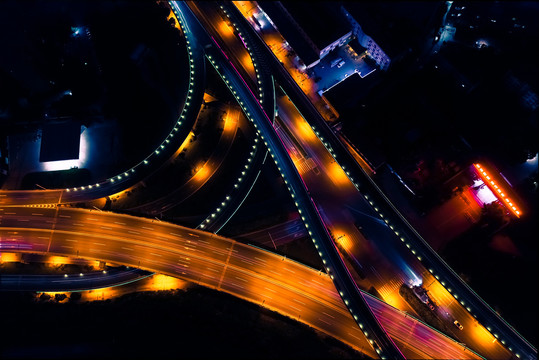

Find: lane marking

[216,242,235,291]
[347,332,363,341]
[322,312,335,319]
[289,305,301,312]
[229,282,245,289]
[292,298,305,305]
[319,318,332,326]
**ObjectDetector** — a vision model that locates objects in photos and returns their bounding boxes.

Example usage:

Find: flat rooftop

[39,122,81,162]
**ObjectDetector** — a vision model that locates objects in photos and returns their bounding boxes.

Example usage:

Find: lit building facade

[341,6,391,70]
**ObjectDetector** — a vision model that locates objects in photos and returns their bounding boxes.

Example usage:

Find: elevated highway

[0,205,483,359]
[221,2,536,359]
[173,2,406,358]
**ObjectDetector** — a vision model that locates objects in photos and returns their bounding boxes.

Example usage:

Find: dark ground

[0,286,367,360]
[0,0,188,188]
[440,201,539,345]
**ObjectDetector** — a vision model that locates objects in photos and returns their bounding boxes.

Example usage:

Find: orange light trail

[327,161,350,187]
[49,255,72,266]
[240,51,255,78]
[473,164,521,217]
[193,163,210,182]
[0,252,21,263]
[297,119,317,143]
[223,108,239,133]
[217,19,235,39]
[148,274,186,291]
[233,1,254,18]
[332,227,353,252]
[171,131,195,159]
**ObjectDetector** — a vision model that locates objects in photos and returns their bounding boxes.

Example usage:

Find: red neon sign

[474,163,521,218]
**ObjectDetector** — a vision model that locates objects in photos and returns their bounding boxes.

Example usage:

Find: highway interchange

[0,1,536,359]
[181,2,407,358]
[215,2,536,359]
[0,205,482,359]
